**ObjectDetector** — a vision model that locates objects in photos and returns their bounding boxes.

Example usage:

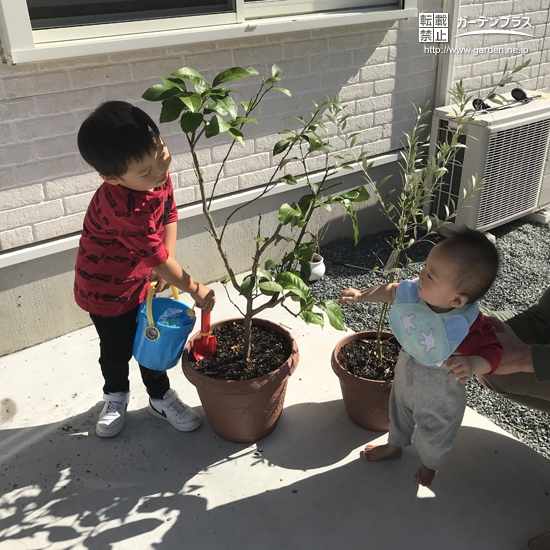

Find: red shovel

[191,310,217,360]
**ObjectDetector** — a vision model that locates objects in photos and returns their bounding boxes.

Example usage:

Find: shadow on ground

[1,398,549,550]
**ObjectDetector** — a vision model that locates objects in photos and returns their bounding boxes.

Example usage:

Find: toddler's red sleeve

[455,314,503,374]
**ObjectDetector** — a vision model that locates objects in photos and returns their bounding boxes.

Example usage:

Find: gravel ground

[312,219,550,460]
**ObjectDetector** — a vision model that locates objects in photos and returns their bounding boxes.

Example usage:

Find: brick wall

[0,1,441,252]
[454,0,550,94]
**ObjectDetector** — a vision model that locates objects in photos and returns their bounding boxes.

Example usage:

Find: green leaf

[345,202,360,245]
[308,140,332,153]
[142,84,181,102]
[205,86,235,99]
[279,174,298,185]
[228,127,245,146]
[498,75,514,87]
[218,117,232,132]
[299,261,312,282]
[264,259,277,270]
[275,272,311,302]
[259,281,283,294]
[297,194,315,212]
[298,243,315,263]
[318,300,345,331]
[164,76,187,87]
[239,274,255,296]
[219,275,230,285]
[212,67,259,88]
[232,117,258,126]
[512,59,530,73]
[257,268,273,281]
[271,64,282,78]
[339,186,370,202]
[204,115,220,138]
[301,310,324,327]
[204,115,231,138]
[273,139,291,156]
[160,96,185,123]
[361,157,373,174]
[180,93,202,113]
[170,68,209,93]
[180,112,203,134]
[207,96,239,119]
[278,203,301,225]
[272,87,291,97]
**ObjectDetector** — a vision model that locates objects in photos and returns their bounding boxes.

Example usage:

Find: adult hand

[485,315,534,375]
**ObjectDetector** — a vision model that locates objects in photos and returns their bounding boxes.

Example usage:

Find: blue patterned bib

[389,279,479,366]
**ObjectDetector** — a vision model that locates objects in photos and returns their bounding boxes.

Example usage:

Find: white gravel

[311,219,550,459]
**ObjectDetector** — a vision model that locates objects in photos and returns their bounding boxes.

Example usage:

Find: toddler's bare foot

[413,464,437,487]
[362,443,403,461]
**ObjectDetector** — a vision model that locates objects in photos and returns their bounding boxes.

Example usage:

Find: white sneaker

[96,392,131,438]
[148,389,201,432]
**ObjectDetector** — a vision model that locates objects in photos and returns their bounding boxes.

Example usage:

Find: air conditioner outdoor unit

[428,91,550,232]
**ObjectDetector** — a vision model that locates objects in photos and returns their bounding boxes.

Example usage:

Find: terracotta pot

[331,330,394,432]
[182,318,299,443]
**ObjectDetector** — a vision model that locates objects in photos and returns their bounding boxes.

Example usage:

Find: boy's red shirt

[74,174,178,316]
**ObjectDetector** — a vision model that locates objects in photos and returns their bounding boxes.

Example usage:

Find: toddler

[339,227,502,486]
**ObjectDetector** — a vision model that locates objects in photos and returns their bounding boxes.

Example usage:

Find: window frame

[244,0,393,20]
[0,0,417,64]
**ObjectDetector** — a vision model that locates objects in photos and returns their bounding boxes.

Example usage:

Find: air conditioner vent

[427,92,550,232]
[478,119,550,228]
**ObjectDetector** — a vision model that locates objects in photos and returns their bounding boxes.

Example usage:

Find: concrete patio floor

[1,279,549,550]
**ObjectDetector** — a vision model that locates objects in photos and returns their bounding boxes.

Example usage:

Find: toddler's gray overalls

[387,350,466,470]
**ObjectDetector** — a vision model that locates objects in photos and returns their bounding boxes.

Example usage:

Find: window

[27,1,231,29]
[244,0,394,20]
[0,0,417,64]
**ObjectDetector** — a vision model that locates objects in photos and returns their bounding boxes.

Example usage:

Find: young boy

[339,227,502,487]
[75,101,215,438]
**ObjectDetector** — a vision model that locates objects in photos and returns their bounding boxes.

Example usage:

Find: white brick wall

[454,0,550,95]
[0,1,443,252]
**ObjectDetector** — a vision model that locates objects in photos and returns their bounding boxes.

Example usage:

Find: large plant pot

[331,330,394,432]
[182,318,299,443]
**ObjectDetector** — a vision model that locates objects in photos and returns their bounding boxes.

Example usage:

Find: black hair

[77,101,160,177]
[438,226,499,303]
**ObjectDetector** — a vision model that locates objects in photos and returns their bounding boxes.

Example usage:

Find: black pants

[90,307,170,399]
